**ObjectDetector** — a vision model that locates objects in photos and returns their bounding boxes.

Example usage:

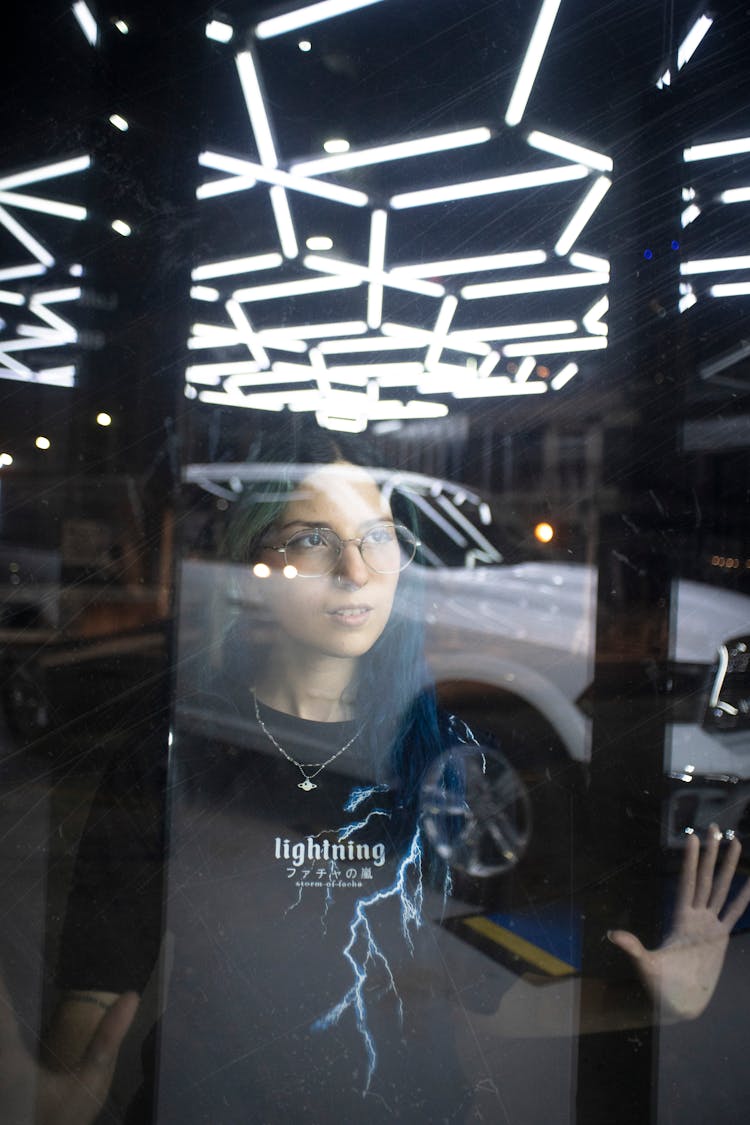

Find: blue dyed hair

[224,421,444,819]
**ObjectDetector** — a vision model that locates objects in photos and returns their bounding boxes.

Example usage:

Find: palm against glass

[608,827,750,1020]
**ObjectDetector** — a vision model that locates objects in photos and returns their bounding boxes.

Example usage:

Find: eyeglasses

[264,522,419,577]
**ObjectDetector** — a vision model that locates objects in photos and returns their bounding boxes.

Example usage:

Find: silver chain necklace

[252,691,365,792]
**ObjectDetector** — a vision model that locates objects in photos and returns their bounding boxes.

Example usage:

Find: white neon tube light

[326,363,425,387]
[680,256,750,274]
[192,254,283,281]
[681,203,701,227]
[514,356,536,383]
[198,390,284,411]
[462,271,609,298]
[709,282,750,297]
[453,379,548,397]
[0,290,27,307]
[527,130,612,172]
[111,220,132,237]
[425,296,458,370]
[367,209,387,329]
[72,1,98,46]
[550,362,578,389]
[269,186,298,258]
[0,264,46,282]
[196,175,258,200]
[186,361,260,380]
[684,137,750,161]
[0,205,54,266]
[255,0,388,39]
[391,163,587,209]
[569,251,610,272]
[678,292,697,312]
[677,15,713,69]
[292,127,492,176]
[369,400,448,421]
[391,250,546,277]
[504,336,607,356]
[190,286,221,302]
[303,254,445,297]
[232,275,359,302]
[235,52,278,168]
[450,319,577,340]
[0,191,87,221]
[109,114,129,132]
[199,151,368,207]
[719,187,750,204]
[318,336,420,354]
[306,236,333,251]
[225,299,270,368]
[505,0,562,126]
[554,176,611,256]
[206,20,234,42]
[380,322,490,357]
[478,351,500,376]
[0,156,90,192]
[582,295,608,335]
[223,370,314,392]
[265,321,368,339]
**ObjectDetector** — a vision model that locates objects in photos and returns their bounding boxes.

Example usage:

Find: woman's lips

[327,605,373,626]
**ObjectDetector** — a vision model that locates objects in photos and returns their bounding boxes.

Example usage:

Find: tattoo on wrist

[64,992,114,1013]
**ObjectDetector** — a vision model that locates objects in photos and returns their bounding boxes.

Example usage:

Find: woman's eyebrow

[276,517,394,532]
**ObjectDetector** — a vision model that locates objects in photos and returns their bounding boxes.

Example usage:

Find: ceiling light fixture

[192,253,283,281]
[550,362,578,389]
[390,249,546,278]
[255,0,388,39]
[554,176,611,256]
[680,255,750,274]
[719,187,750,204]
[0,190,87,221]
[505,0,562,126]
[709,282,750,297]
[453,378,548,397]
[390,163,587,209]
[72,1,99,47]
[568,251,609,272]
[0,205,54,266]
[232,275,360,302]
[0,156,91,192]
[462,271,609,298]
[527,130,612,172]
[684,137,750,162]
[503,336,607,356]
[425,296,458,370]
[303,253,445,297]
[367,210,387,328]
[206,19,234,42]
[269,186,298,258]
[199,151,368,207]
[292,127,492,176]
[450,318,577,340]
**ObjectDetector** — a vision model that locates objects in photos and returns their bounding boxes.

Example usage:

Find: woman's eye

[366,524,396,544]
[294,530,327,550]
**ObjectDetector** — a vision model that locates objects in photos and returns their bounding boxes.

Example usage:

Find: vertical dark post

[574,38,687,1125]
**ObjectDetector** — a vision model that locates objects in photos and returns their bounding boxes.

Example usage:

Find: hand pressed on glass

[0,982,138,1125]
[608,825,750,1020]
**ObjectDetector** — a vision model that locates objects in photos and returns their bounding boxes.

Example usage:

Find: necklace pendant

[298,778,317,792]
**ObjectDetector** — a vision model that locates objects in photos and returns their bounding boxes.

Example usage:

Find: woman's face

[258,462,400,664]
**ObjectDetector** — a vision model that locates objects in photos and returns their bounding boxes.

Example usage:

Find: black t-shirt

[58,698,511,1123]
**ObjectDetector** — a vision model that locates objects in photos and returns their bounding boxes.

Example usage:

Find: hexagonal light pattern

[189,0,615,430]
[0,155,90,388]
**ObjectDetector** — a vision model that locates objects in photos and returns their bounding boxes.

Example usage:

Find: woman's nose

[334,540,369,587]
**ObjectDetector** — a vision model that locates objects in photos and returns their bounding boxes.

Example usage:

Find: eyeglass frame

[261,522,420,577]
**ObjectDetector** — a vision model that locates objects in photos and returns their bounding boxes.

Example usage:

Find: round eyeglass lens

[360,524,417,573]
[283,525,417,576]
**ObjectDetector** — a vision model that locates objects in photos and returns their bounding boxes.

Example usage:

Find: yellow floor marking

[463,916,575,978]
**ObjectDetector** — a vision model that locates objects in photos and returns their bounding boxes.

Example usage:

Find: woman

[37,426,750,1123]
